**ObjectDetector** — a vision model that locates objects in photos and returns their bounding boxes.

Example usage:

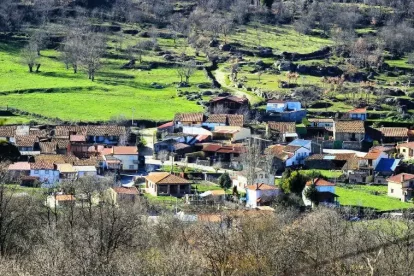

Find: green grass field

[336,185,413,211]
[0,36,207,122]
[300,170,343,179]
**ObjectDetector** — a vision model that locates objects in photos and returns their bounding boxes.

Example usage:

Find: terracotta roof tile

[70,135,86,142]
[15,135,38,147]
[113,146,138,155]
[39,142,57,154]
[35,155,66,163]
[227,114,244,127]
[55,126,87,136]
[145,172,191,185]
[55,195,75,201]
[306,178,335,186]
[8,162,31,171]
[0,126,16,137]
[206,114,227,124]
[87,125,126,136]
[284,145,301,153]
[387,173,414,184]
[174,112,204,123]
[267,145,293,160]
[30,161,55,170]
[268,122,296,133]
[334,121,365,133]
[246,184,278,190]
[378,127,408,138]
[114,187,139,195]
[308,118,334,123]
[397,142,414,150]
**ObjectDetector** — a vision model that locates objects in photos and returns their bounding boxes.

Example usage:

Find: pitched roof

[157,121,174,129]
[267,145,293,160]
[306,178,335,186]
[397,142,414,149]
[114,187,139,195]
[86,125,126,136]
[375,158,400,172]
[378,127,408,138]
[306,153,355,161]
[348,108,367,114]
[210,96,248,104]
[227,114,244,127]
[174,143,191,151]
[30,161,55,170]
[205,114,244,127]
[268,122,296,133]
[35,155,66,163]
[0,126,16,137]
[55,126,87,136]
[145,172,191,185]
[308,118,334,123]
[334,121,365,133]
[8,162,31,171]
[113,146,138,155]
[284,145,302,153]
[39,142,57,154]
[174,112,204,122]
[387,173,414,184]
[73,166,97,172]
[206,114,227,124]
[15,135,37,147]
[364,149,384,160]
[267,99,285,103]
[246,184,278,190]
[288,139,310,147]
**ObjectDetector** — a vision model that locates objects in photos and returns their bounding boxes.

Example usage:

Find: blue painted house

[265,100,306,123]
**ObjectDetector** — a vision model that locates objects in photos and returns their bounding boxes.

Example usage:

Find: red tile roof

[70,135,86,142]
[396,142,414,150]
[55,195,75,201]
[157,121,174,129]
[387,173,414,184]
[145,172,191,185]
[267,99,285,103]
[267,145,293,160]
[247,184,278,190]
[39,142,57,154]
[334,121,365,133]
[0,126,16,137]
[348,108,367,114]
[87,125,126,136]
[55,126,87,136]
[205,114,244,127]
[113,146,138,155]
[364,149,383,160]
[30,161,55,170]
[378,127,408,138]
[15,135,37,147]
[306,178,335,186]
[174,112,204,123]
[114,187,139,195]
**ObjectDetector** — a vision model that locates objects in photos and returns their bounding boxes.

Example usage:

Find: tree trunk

[35,64,41,73]
[73,64,77,74]
[28,64,33,73]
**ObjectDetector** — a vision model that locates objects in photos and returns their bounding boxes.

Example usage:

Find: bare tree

[21,42,41,73]
[157,150,169,165]
[79,33,106,81]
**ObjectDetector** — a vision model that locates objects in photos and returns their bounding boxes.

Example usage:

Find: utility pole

[131,108,136,126]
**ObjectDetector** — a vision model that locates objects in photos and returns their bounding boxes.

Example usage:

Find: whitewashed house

[73,166,97,177]
[246,184,280,208]
[102,146,139,171]
[302,178,337,207]
[30,161,60,187]
[232,169,275,192]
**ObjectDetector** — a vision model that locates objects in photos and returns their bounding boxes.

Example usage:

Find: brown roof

[29,128,48,137]
[378,127,408,138]
[0,126,16,137]
[174,112,204,123]
[113,146,138,155]
[342,157,362,171]
[364,148,385,160]
[210,190,226,196]
[55,126,87,136]
[348,108,367,114]
[210,96,248,104]
[52,138,70,149]
[267,145,293,160]
[35,154,66,163]
[284,145,301,153]
[387,173,414,184]
[30,161,55,170]
[39,142,57,154]
[70,135,86,142]
[8,162,31,171]
[306,153,355,161]
[227,114,244,127]
[334,153,356,161]
[206,114,227,124]
[87,125,126,136]
[306,154,326,160]
[205,114,244,127]
[308,118,334,123]
[15,135,37,147]
[73,158,100,166]
[397,142,414,149]
[268,122,296,133]
[114,187,139,195]
[334,121,365,133]
[145,172,191,185]
[306,178,335,186]
[246,184,278,190]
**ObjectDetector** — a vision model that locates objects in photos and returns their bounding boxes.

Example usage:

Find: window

[391,189,394,193]
[129,165,134,170]
[34,170,39,174]
[403,149,406,153]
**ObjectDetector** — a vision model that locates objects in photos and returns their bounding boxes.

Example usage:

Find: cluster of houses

[3,95,414,208]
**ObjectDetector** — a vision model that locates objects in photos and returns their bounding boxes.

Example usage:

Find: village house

[374,158,400,184]
[85,125,126,145]
[266,122,298,142]
[377,127,409,144]
[8,162,31,181]
[246,184,280,208]
[387,173,414,202]
[305,153,355,170]
[157,121,174,134]
[113,187,139,202]
[308,118,334,129]
[347,108,367,121]
[302,178,338,207]
[145,172,192,197]
[174,112,204,129]
[102,146,139,171]
[333,121,365,150]
[199,190,226,203]
[201,143,245,169]
[265,100,306,123]
[396,142,414,160]
[0,126,16,143]
[232,169,275,192]
[30,161,60,187]
[73,165,97,177]
[267,143,311,169]
[46,194,76,209]
[212,126,251,142]
[209,95,249,114]
[56,163,77,183]
[202,114,244,130]
[15,135,39,156]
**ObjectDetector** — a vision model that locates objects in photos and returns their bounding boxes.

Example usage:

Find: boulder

[202,91,213,96]
[219,44,232,51]
[177,82,190,88]
[209,39,219,47]
[123,29,139,35]
[163,54,174,61]
[258,47,273,57]
[197,83,211,89]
